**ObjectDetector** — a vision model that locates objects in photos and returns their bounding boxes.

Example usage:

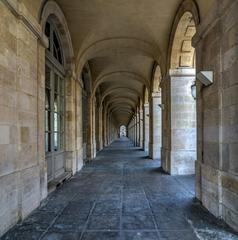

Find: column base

[143,141,149,154]
[169,149,196,175]
[149,142,161,160]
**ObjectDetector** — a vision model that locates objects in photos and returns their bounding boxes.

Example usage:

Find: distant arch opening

[120,125,127,138]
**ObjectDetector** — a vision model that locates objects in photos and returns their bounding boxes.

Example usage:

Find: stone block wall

[0,0,84,236]
[0,1,44,235]
[194,0,238,231]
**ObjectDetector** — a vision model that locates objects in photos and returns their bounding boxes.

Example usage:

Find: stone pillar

[136,110,140,146]
[107,114,110,145]
[98,105,103,150]
[139,109,144,147]
[87,96,94,160]
[143,103,149,153]
[134,116,137,146]
[94,98,97,157]
[65,74,77,173]
[149,92,162,159]
[75,80,84,171]
[165,68,196,175]
[103,106,107,147]
[65,73,84,174]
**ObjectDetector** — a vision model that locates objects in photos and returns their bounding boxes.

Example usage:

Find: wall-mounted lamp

[158,104,164,110]
[196,71,213,86]
[191,81,196,100]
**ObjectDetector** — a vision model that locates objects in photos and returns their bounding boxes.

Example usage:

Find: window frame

[45,19,66,156]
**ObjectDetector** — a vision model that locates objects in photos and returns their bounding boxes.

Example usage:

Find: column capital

[169,68,196,77]
[144,103,149,107]
[151,92,161,98]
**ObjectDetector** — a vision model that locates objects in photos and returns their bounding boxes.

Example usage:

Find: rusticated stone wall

[194,0,238,231]
[0,1,45,235]
[0,0,84,236]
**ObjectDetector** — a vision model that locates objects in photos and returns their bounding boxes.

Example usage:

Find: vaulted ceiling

[38,0,213,125]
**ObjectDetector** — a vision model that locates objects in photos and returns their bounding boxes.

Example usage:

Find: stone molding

[151,92,161,98]
[1,0,48,48]
[169,68,196,77]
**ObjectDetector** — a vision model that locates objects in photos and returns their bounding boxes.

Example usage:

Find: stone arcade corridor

[1,138,237,240]
[1,0,238,238]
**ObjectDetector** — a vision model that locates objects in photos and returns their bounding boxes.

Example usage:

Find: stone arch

[107,99,136,111]
[162,0,199,175]
[101,87,141,106]
[92,71,149,96]
[167,0,200,70]
[40,0,74,71]
[75,38,165,77]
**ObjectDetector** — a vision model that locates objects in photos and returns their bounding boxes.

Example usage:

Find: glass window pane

[45,22,51,51]
[54,112,58,132]
[54,74,59,93]
[45,110,49,131]
[45,89,50,110]
[45,66,51,89]
[53,44,58,61]
[54,93,59,112]
[54,132,59,151]
[45,133,51,152]
[53,31,63,64]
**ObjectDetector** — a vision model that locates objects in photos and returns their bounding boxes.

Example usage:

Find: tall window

[45,20,65,180]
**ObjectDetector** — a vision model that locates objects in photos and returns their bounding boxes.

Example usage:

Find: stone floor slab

[1,138,237,240]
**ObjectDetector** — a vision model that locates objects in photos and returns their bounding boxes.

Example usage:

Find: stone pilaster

[143,103,149,153]
[149,92,162,159]
[167,68,196,175]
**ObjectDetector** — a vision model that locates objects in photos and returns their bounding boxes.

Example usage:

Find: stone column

[98,105,103,150]
[103,106,107,147]
[107,114,110,145]
[75,80,84,171]
[92,97,97,158]
[143,103,149,153]
[65,73,77,173]
[149,92,162,159]
[166,68,196,175]
[134,116,137,146]
[137,110,140,146]
[139,109,144,147]
[87,96,94,160]
[37,43,48,201]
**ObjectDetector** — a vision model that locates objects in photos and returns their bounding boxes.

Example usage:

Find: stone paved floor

[2,138,238,240]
